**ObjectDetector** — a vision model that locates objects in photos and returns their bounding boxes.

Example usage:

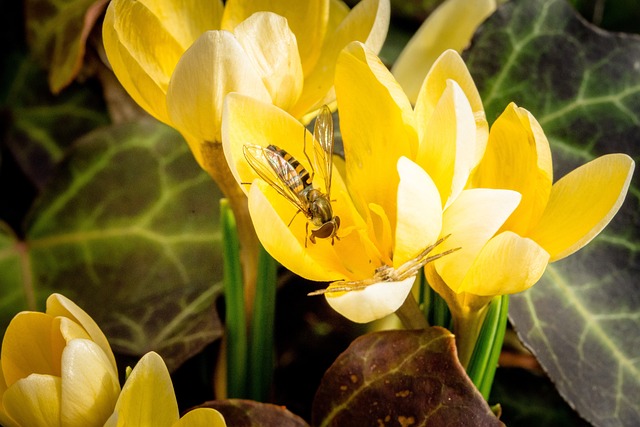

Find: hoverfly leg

[287,209,302,227]
[306,222,317,247]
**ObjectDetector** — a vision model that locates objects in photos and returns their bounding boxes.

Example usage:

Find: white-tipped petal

[325,276,416,323]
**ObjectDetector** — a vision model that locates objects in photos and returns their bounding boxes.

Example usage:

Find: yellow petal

[290,0,390,117]
[167,30,271,143]
[103,0,222,124]
[415,79,477,207]
[248,181,336,280]
[112,352,179,427]
[527,154,635,261]
[2,375,61,427]
[424,264,493,317]
[181,130,217,173]
[473,103,553,235]
[327,0,350,33]
[221,0,329,75]
[60,339,120,426]
[326,0,389,59]
[394,157,442,267]
[56,318,90,343]
[458,232,550,296]
[233,12,303,111]
[392,0,496,104]
[325,276,416,323]
[0,407,19,427]
[435,188,522,292]
[174,408,227,427]
[46,293,117,371]
[416,49,488,166]
[2,312,62,385]
[222,93,309,194]
[335,41,417,223]
[123,0,222,48]
[249,179,375,282]
[0,367,17,427]
[223,95,380,281]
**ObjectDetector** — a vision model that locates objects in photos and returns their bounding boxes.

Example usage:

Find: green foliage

[466,0,640,425]
[0,224,28,332]
[570,0,640,33]
[490,367,591,426]
[2,56,109,189]
[249,245,278,401]
[25,0,108,93]
[0,120,224,370]
[221,199,248,397]
[467,295,509,400]
[311,328,504,427]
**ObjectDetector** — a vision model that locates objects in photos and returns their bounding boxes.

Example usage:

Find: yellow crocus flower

[102,0,390,170]
[424,100,633,365]
[429,102,635,299]
[0,294,120,427]
[222,44,520,323]
[392,0,497,104]
[104,352,226,427]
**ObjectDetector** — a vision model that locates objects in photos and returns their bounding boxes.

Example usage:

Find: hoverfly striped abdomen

[265,144,314,196]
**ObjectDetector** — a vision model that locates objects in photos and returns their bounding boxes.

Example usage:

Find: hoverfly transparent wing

[243,144,309,214]
[312,105,335,198]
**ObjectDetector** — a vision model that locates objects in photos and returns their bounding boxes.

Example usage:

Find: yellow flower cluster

[103,0,389,172]
[223,43,634,324]
[0,294,225,427]
[103,0,633,327]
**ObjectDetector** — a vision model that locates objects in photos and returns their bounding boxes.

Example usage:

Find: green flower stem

[221,199,248,398]
[453,303,491,369]
[203,142,259,318]
[418,269,429,318]
[432,289,452,330]
[396,292,429,329]
[475,295,509,399]
[248,245,277,401]
[420,272,451,329]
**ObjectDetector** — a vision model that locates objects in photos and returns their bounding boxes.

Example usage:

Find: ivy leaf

[311,328,504,427]
[465,0,640,425]
[490,367,591,426]
[198,400,310,427]
[569,0,640,33]
[0,119,223,370]
[0,222,29,332]
[25,0,108,93]
[2,55,109,189]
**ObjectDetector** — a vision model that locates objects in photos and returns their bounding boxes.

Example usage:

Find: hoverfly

[243,106,340,247]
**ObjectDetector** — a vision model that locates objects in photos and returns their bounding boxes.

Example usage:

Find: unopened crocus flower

[392,0,496,103]
[103,0,389,172]
[0,294,120,427]
[222,44,520,324]
[104,352,226,427]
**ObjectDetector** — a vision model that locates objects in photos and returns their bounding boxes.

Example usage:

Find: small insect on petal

[308,235,459,295]
[243,106,340,246]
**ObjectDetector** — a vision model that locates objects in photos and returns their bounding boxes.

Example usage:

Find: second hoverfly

[243,106,340,247]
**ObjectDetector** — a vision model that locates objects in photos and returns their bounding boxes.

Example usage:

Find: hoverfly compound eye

[311,221,336,239]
